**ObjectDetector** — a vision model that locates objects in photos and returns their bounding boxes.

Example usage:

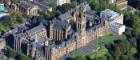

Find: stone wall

[50,25,108,60]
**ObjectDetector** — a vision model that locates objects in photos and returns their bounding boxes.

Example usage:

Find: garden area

[87,46,108,59]
[100,34,114,43]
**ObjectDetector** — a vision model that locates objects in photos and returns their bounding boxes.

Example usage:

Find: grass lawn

[72,51,86,57]
[87,46,108,59]
[100,34,114,43]
[72,51,89,60]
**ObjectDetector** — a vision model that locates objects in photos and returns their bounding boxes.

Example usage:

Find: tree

[74,55,86,60]
[11,0,19,4]
[129,38,137,48]
[71,0,87,4]
[132,15,140,37]
[0,23,5,31]
[119,35,127,41]
[114,47,121,60]
[46,0,57,20]
[2,16,13,29]
[120,55,127,60]
[55,40,63,45]
[129,48,137,56]
[16,13,24,24]
[89,0,108,11]
[58,3,73,13]
[17,53,29,60]
[119,38,130,54]
[4,48,16,58]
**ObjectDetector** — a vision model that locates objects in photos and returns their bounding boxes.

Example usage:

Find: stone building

[108,0,128,10]
[115,0,128,10]
[7,3,125,60]
[100,9,124,25]
[26,24,47,41]
[0,38,6,51]
[17,1,39,15]
[56,0,71,6]
[44,46,52,60]
[31,0,52,12]
[0,0,11,5]
[43,19,74,41]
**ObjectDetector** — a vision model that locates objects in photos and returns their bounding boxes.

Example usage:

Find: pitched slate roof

[111,23,125,32]
[27,23,46,36]
[0,38,4,42]
[31,0,51,11]
[58,12,72,21]
[75,2,91,12]
[86,10,100,21]
[17,1,34,10]
[51,18,69,32]
[100,9,120,21]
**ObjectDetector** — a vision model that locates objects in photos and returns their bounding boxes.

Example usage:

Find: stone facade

[56,0,71,6]
[108,0,128,10]
[116,1,128,10]
[17,1,39,15]
[49,25,108,60]
[7,3,124,60]
[0,38,6,51]
[14,36,22,51]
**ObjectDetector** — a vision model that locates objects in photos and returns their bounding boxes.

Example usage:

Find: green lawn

[87,46,108,59]
[100,34,114,43]
[72,51,86,57]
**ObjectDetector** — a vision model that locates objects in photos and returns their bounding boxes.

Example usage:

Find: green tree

[46,0,57,20]
[120,55,127,60]
[16,13,24,24]
[132,15,140,37]
[0,23,5,31]
[58,3,73,13]
[2,16,13,29]
[11,0,19,4]
[74,55,86,60]
[18,53,29,60]
[114,47,121,60]
[4,48,16,58]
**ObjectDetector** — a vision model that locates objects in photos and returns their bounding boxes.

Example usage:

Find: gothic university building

[6,3,125,60]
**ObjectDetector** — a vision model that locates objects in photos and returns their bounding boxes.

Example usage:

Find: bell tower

[76,7,86,34]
